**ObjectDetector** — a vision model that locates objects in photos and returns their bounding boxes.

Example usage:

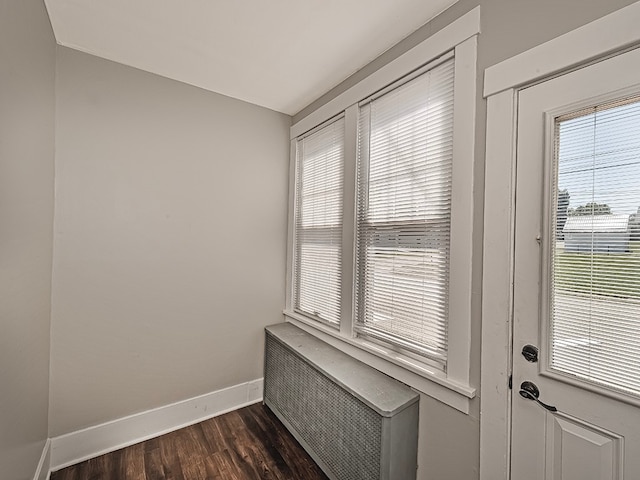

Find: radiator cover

[264,323,419,480]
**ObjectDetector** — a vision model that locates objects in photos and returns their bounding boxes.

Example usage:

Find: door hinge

[508,374,513,390]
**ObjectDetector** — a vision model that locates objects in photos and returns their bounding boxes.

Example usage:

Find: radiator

[264,323,419,480]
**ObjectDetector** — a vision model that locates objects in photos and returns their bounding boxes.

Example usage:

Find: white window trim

[483,2,640,99]
[481,2,640,480]
[285,7,480,413]
[290,6,480,140]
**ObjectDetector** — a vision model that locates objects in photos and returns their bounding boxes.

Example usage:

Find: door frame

[480,3,640,480]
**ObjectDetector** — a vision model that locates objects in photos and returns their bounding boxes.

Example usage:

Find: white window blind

[552,95,640,397]
[294,117,345,326]
[355,57,455,367]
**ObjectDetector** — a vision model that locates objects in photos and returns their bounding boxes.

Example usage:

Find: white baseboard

[33,439,51,480]
[50,378,263,472]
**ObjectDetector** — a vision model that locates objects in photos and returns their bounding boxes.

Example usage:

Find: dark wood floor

[51,403,328,480]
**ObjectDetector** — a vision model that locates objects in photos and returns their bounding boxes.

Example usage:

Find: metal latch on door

[521,344,539,362]
[519,345,558,412]
[519,381,558,412]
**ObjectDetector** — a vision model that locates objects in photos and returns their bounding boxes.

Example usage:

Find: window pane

[294,118,345,325]
[552,95,640,397]
[355,58,454,367]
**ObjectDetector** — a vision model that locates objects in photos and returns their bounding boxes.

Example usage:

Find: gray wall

[49,47,291,436]
[295,1,637,478]
[0,0,56,478]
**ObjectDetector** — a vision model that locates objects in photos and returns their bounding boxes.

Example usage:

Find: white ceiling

[44,0,457,115]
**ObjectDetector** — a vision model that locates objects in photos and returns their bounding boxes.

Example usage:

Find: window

[285,10,478,408]
[355,58,454,368]
[293,117,345,326]
[551,95,640,398]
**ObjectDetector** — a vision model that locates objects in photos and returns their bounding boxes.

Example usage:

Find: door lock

[521,344,539,362]
[519,381,557,412]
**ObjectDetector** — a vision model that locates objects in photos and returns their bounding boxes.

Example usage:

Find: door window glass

[552,95,640,397]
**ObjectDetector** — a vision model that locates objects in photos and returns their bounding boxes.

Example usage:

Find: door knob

[519,381,558,412]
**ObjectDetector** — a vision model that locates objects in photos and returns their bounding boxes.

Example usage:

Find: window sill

[282,310,476,414]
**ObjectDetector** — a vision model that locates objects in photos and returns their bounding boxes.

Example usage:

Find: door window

[551,95,640,398]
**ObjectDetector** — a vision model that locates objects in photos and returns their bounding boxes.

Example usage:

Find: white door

[512,47,640,480]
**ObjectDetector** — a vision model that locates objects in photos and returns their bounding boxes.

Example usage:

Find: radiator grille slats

[265,335,382,480]
[264,324,419,480]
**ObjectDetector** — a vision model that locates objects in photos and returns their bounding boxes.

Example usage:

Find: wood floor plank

[50,403,328,480]
[114,448,129,479]
[124,443,146,480]
[87,455,109,480]
[143,437,167,480]
[159,430,185,480]
[101,450,118,479]
[245,405,328,480]
[198,419,228,456]
[236,407,294,479]
[204,449,242,480]
[215,411,265,479]
[174,426,209,480]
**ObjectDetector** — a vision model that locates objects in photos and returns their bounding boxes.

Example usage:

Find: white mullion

[354,103,371,334]
[446,36,477,384]
[285,139,298,312]
[340,104,358,337]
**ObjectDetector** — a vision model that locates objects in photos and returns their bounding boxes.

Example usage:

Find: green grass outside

[554,241,640,300]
